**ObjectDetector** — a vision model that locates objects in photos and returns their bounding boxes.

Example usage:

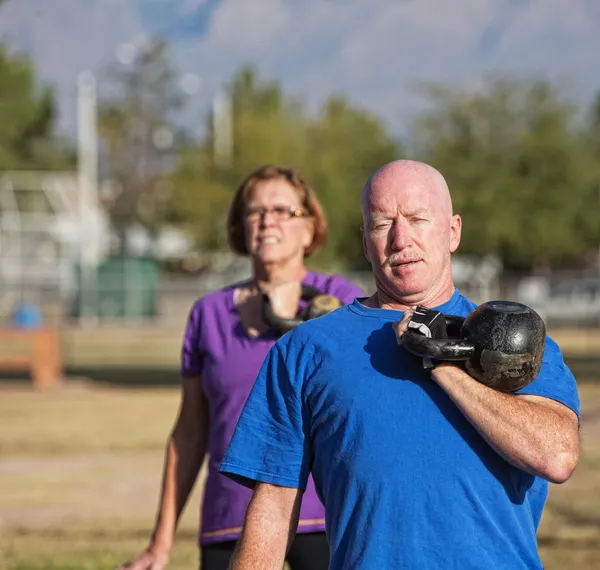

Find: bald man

[219,160,580,570]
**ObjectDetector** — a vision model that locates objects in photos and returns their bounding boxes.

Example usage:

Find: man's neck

[364,283,456,312]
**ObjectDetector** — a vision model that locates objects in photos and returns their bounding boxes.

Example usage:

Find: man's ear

[449,214,462,253]
[361,226,371,264]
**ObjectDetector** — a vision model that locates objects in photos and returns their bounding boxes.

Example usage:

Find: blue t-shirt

[220,289,580,570]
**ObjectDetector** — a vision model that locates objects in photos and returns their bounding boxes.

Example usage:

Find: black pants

[200,531,329,570]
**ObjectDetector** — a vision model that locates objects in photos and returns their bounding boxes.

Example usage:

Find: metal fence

[1,265,599,330]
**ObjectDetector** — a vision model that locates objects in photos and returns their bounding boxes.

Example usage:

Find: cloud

[0,0,599,139]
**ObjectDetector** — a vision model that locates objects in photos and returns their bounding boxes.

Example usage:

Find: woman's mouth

[259,236,280,244]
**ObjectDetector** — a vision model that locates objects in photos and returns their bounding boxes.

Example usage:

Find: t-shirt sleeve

[516,336,581,422]
[180,300,204,377]
[324,274,366,305]
[219,336,313,490]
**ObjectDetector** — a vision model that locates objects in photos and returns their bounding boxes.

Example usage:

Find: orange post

[0,328,63,389]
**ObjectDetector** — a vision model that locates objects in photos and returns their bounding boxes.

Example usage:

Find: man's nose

[390,220,411,250]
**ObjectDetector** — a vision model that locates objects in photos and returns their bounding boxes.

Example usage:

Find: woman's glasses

[244,205,308,223]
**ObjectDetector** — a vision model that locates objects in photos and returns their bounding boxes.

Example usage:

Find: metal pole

[212,88,233,169]
[77,70,99,326]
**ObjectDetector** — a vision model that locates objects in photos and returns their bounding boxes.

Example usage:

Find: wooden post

[32,329,63,389]
[0,328,63,389]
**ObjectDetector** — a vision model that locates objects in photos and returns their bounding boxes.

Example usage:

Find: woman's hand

[116,545,169,570]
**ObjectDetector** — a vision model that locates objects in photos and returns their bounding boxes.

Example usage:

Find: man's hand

[116,545,169,570]
[393,306,451,370]
[392,308,416,345]
[262,280,302,319]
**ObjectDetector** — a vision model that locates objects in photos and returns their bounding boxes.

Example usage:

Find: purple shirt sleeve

[325,274,366,305]
[300,271,366,306]
[181,299,204,377]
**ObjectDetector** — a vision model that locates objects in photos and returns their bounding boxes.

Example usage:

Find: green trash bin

[71,256,160,319]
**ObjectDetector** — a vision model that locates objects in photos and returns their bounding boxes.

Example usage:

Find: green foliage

[0,44,72,170]
[413,76,600,270]
[170,65,402,270]
[5,21,596,272]
[92,44,600,272]
[97,38,185,232]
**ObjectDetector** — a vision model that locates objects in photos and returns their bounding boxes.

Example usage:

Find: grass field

[1,381,600,569]
[58,325,600,367]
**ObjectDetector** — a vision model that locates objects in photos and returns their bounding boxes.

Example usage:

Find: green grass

[57,324,600,366]
[1,383,600,569]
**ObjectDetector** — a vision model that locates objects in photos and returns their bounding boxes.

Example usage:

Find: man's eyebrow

[370,208,430,219]
[369,213,392,222]
[406,208,430,216]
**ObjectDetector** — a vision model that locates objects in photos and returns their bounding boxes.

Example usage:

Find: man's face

[362,176,461,300]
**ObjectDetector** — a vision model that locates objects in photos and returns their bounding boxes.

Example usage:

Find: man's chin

[380,269,426,297]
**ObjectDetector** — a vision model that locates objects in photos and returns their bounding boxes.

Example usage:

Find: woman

[118,165,364,570]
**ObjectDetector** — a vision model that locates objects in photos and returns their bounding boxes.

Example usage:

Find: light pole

[77,69,100,326]
[212,87,233,169]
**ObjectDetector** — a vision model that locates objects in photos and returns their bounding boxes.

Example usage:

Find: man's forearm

[431,364,579,483]
[229,483,302,570]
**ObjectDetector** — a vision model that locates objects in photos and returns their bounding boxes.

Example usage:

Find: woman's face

[243,178,313,266]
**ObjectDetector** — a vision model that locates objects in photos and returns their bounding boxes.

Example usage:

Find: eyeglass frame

[242,205,310,223]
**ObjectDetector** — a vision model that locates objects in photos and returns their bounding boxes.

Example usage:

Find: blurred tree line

[1,31,599,273]
[0,44,73,170]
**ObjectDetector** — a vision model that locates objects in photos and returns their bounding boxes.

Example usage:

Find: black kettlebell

[262,284,342,334]
[402,301,546,392]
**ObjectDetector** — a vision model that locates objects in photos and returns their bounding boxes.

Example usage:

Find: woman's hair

[226,165,328,257]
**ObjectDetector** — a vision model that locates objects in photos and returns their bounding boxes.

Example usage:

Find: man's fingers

[393,308,416,344]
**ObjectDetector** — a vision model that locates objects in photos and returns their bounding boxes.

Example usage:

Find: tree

[169,64,306,252]
[0,44,72,170]
[97,37,186,251]
[302,97,401,269]
[169,65,402,270]
[413,75,599,271]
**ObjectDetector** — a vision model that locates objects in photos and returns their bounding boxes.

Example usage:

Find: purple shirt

[181,270,364,545]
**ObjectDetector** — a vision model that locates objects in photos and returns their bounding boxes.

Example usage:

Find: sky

[0,0,599,141]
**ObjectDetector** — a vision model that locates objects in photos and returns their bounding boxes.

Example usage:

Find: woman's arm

[117,375,209,570]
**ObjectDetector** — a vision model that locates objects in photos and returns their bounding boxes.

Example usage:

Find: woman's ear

[303,220,314,250]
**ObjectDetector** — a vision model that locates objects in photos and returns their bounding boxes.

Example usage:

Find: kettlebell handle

[262,284,337,334]
[402,315,474,361]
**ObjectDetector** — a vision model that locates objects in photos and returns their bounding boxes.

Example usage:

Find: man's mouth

[390,258,422,267]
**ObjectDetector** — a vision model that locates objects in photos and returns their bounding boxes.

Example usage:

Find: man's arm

[431,363,579,483]
[229,483,303,570]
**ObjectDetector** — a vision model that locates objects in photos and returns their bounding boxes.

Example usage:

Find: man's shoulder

[280,303,359,346]
[452,292,478,316]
